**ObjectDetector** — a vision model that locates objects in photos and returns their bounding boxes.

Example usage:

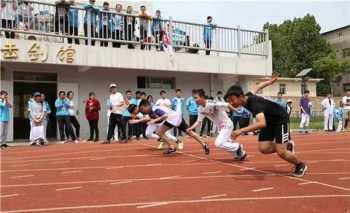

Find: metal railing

[0,0,269,56]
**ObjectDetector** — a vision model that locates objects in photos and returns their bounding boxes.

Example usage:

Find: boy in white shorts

[128,100,210,155]
[186,89,247,160]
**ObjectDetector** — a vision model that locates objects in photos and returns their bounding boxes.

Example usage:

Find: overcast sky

[151,0,349,33]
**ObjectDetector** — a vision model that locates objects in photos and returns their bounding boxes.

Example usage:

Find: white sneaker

[157,142,165,150]
[176,140,184,150]
[73,140,79,144]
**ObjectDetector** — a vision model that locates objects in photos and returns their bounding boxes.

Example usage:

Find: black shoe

[293,163,308,177]
[163,147,177,155]
[203,143,210,155]
[94,138,99,142]
[87,138,93,141]
[101,140,111,144]
[1,144,8,149]
[286,140,295,154]
[235,145,247,161]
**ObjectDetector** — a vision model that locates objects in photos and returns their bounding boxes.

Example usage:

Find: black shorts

[163,118,189,132]
[258,122,289,144]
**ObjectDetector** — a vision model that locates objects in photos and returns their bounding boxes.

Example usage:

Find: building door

[13,72,57,140]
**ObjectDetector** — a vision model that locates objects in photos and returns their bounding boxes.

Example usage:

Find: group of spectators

[1,0,217,55]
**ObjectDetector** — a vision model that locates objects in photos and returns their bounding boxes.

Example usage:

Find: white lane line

[145,163,162,167]
[330,159,345,162]
[137,202,168,209]
[201,194,227,199]
[89,157,106,161]
[338,177,350,180]
[202,171,222,175]
[3,194,350,213]
[252,187,274,192]
[0,194,19,198]
[298,181,317,185]
[110,180,133,185]
[55,186,82,191]
[159,176,180,180]
[51,161,69,164]
[61,170,82,175]
[11,175,34,179]
[10,164,29,168]
[240,167,256,171]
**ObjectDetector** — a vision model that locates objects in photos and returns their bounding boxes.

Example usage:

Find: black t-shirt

[245,92,288,125]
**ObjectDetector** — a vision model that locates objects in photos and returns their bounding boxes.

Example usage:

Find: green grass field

[289,116,325,130]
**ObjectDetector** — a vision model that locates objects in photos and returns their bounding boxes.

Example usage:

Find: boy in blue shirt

[0,90,12,149]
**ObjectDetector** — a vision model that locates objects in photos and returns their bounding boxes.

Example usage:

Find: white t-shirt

[197,100,230,130]
[110,93,125,114]
[174,97,182,114]
[155,98,171,108]
[342,96,350,110]
[67,99,77,116]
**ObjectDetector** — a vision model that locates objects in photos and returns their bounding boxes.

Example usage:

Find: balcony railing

[0,0,269,57]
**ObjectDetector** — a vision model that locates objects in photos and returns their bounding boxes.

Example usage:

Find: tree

[312,53,350,96]
[263,14,332,77]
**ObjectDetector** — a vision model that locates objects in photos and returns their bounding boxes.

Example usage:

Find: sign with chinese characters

[1,42,19,59]
[57,46,76,63]
[27,42,48,62]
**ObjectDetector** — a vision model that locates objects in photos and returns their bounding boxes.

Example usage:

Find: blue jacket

[110,14,124,32]
[84,4,99,26]
[152,16,163,34]
[186,97,198,115]
[275,98,287,111]
[68,8,79,28]
[203,23,215,41]
[122,98,137,117]
[171,97,185,114]
[55,98,70,116]
[0,99,10,122]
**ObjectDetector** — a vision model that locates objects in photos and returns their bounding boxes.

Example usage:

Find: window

[279,84,286,95]
[344,83,350,92]
[343,48,350,58]
[137,76,176,89]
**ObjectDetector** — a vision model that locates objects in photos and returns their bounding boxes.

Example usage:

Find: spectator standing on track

[203,16,215,55]
[299,90,311,134]
[321,93,335,131]
[55,91,78,143]
[171,89,185,137]
[147,95,155,106]
[122,90,137,140]
[41,93,51,143]
[275,92,287,110]
[85,92,101,142]
[0,90,12,149]
[66,91,80,140]
[186,89,199,132]
[68,0,80,44]
[156,90,171,108]
[28,92,46,146]
[1,0,17,39]
[342,89,350,130]
[124,5,136,49]
[112,4,123,48]
[84,0,99,46]
[104,83,127,144]
[99,1,112,47]
[151,9,163,50]
[334,101,345,132]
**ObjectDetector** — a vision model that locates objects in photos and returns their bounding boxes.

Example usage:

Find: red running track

[1,132,350,213]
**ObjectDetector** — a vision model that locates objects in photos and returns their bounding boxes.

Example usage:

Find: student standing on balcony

[84,0,99,46]
[55,91,77,143]
[139,5,151,50]
[111,4,123,48]
[66,91,80,141]
[55,0,71,35]
[0,0,17,39]
[17,1,33,30]
[203,16,216,55]
[99,1,112,47]
[124,6,136,49]
[68,0,79,44]
[151,10,163,50]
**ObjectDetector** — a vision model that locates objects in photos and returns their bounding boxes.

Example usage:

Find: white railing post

[237,25,241,56]
[265,29,269,57]
[87,9,92,46]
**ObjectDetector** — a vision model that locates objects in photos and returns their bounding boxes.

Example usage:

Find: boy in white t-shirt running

[186,89,247,160]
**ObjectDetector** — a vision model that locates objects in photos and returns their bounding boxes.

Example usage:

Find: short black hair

[126,90,132,94]
[139,99,151,110]
[217,91,223,95]
[192,89,197,94]
[140,91,146,96]
[224,85,244,100]
[67,91,73,97]
[135,91,141,95]
[277,91,283,95]
[194,89,206,98]
[58,91,65,96]
[176,89,181,93]
[160,90,166,95]
[207,16,212,20]
[89,92,95,96]
[127,104,137,114]
[304,90,310,94]
[103,1,109,6]
[0,90,8,95]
